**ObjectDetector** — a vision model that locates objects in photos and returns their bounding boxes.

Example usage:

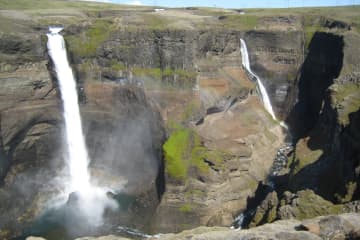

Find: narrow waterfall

[240,39,277,121]
[47,27,91,194]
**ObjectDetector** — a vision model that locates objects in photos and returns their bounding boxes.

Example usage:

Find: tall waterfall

[47,27,117,224]
[47,27,91,194]
[240,39,277,121]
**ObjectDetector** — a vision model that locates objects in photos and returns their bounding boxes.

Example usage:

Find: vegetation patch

[110,60,126,72]
[332,83,360,125]
[294,190,343,219]
[216,15,258,30]
[141,14,172,29]
[163,124,225,181]
[290,140,324,175]
[133,67,197,89]
[179,203,193,213]
[65,19,114,58]
[133,67,162,79]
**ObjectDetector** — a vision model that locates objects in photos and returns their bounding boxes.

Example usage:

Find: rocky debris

[299,213,360,239]
[322,18,351,30]
[277,190,343,220]
[269,143,294,177]
[344,201,360,213]
[248,191,279,227]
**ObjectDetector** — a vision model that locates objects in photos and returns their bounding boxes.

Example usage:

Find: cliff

[0,1,359,239]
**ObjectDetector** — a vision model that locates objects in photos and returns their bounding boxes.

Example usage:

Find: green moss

[298,149,323,169]
[133,67,162,79]
[132,67,197,89]
[110,60,126,72]
[163,126,225,181]
[292,147,323,175]
[295,190,343,220]
[163,128,191,180]
[332,83,360,125]
[179,203,193,213]
[65,19,113,58]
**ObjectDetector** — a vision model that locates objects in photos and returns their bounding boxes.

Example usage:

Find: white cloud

[126,0,143,5]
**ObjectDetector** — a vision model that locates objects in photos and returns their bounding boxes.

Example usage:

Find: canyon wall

[0,4,359,239]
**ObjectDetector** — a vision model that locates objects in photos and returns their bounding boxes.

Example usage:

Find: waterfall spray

[47,27,117,224]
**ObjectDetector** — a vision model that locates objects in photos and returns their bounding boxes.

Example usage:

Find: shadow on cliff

[282,32,351,201]
[287,32,343,140]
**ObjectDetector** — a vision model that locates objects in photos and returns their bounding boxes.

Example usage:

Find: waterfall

[47,27,91,194]
[47,27,117,225]
[240,39,277,121]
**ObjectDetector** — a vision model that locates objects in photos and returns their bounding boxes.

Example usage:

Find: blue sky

[101,0,359,8]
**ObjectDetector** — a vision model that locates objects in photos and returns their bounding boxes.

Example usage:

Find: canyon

[0,1,359,239]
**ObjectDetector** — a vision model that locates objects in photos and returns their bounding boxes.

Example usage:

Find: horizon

[84,0,360,9]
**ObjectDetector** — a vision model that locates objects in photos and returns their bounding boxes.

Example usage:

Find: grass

[212,14,259,30]
[65,19,114,58]
[141,14,172,30]
[291,140,324,175]
[163,124,225,181]
[133,67,163,79]
[0,0,142,11]
[110,61,126,72]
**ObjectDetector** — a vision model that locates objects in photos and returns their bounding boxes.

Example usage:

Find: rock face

[284,31,360,202]
[246,26,360,229]
[0,31,63,238]
[61,18,304,233]
[69,213,360,240]
[244,30,304,119]
[0,30,165,239]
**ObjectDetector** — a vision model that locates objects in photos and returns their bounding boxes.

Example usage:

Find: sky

[90,0,360,8]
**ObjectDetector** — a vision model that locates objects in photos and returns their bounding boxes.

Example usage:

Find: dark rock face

[244,30,360,228]
[81,85,165,195]
[244,30,304,119]
[323,18,352,30]
[284,32,360,202]
[287,32,344,140]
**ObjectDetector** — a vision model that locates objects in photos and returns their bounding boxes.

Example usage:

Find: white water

[47,27,91,194]
[240,39,277,121]
[47,27,117,224]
